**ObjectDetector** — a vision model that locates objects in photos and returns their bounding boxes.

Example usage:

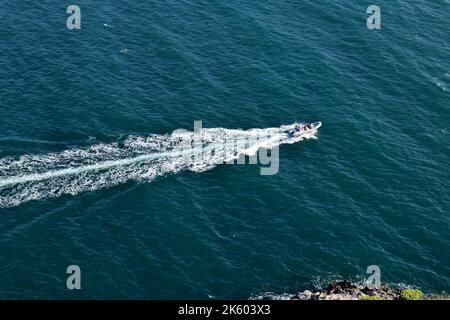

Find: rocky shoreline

[287,281,447,300]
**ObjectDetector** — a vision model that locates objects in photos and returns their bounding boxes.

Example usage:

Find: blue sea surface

[0,1,449,298]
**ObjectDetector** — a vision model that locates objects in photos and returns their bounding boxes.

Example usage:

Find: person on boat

[301,124,311,130]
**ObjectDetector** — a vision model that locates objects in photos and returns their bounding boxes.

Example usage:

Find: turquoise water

[0,1,449,299]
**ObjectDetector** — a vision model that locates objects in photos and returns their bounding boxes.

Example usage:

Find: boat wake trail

[0,123,318,208]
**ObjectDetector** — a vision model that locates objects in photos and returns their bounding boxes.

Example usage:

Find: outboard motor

[288,128,296,136]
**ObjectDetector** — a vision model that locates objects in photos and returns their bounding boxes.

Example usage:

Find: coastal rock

[318,292,328,300]
[294,281,403,300]
[298,290,312,300]
[261,281,447,300]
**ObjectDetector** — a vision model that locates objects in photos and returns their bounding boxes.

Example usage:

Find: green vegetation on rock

[400,289,424,300]
[359,295,381,300]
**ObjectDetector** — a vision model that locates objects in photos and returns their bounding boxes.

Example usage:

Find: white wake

[0,124,318,208]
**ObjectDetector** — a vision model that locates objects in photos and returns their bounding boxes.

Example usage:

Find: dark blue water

[0,1,449,299]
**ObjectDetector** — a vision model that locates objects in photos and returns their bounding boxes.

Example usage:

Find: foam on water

[432,77,449,92]
[0,124,319,208]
